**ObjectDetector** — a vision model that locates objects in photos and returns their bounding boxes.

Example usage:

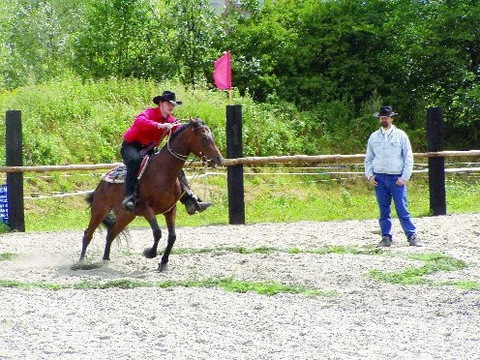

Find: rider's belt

[123,141,148,150]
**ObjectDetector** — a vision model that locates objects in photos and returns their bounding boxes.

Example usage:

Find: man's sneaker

[377,236,392,247]
[122,195,135,212]
[408,234,422,247]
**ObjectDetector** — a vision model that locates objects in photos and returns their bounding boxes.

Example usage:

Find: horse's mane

[169,118,204,142]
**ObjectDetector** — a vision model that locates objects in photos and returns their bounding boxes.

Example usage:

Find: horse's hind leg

[80,228,94,261]
[79,204,110,262]
[102,213,134,260]
[158,208,177,272]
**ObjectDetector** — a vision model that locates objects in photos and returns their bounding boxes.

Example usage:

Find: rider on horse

[120,90,211,214]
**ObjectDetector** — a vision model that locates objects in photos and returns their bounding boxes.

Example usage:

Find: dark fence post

[5,110,25,231]
[427,106,446,216]
[226,104,245,224]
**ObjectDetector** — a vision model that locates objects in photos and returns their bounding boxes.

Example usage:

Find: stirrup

[122,195,135,212]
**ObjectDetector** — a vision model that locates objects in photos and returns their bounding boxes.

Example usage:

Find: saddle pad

[102,165,127,183]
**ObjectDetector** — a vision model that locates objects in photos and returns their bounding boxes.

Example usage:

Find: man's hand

[396,177,407,186]
[369,175,378,186]
[158,123,174,131]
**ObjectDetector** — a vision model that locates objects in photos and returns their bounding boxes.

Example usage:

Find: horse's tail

[85,191,116,229]
[86,191,94,206]
[101,213,116,228]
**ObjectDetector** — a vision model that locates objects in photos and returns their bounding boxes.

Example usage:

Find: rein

[165,122,210,164]
[166,137,189,161]
[165,121,212,197]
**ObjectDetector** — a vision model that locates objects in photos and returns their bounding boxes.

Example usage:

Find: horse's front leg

[142,210,162,260]
[158,207,177,272]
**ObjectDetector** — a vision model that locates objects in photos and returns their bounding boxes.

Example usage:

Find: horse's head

[169,118,224,167]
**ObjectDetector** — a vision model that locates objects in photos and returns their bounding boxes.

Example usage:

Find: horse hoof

[158,263,168,272]
[143,248,157,259]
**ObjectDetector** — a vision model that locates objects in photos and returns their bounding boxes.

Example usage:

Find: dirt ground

[0,213,479,360]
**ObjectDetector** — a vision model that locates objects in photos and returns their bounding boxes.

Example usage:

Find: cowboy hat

[153,91,183,106]
[373,106,398,117]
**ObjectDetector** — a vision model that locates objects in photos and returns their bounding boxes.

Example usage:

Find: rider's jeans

[373,173,416,240]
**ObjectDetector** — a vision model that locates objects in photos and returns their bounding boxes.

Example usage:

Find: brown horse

[77,118,224,271]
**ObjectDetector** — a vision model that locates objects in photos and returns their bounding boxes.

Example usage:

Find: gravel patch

[0,213,479,359]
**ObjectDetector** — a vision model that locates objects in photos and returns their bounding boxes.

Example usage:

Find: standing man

[364,106,421,247]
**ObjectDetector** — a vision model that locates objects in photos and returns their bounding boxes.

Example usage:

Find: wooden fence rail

[2,150,480,173]
[1,150,480,232]
[4,105,479,231]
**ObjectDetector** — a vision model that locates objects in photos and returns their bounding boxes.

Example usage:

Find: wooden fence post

[226,104,245,225]
[5,110,25,231]
[427,106,446,215]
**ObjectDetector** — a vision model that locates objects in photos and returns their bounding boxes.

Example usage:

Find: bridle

[166,122,212,164]
[166,136,189,161]
[165,121,216,199]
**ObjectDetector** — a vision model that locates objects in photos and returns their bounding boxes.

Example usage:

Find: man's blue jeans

[374,173,416,239]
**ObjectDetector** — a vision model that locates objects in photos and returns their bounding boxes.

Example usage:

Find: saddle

[102,146,154,184]
[102,165,127,183]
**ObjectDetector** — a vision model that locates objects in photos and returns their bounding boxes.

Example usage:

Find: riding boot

[121,142,143,212]
[178,170,211,215]
[122,167,138,212]
[180,191,212,215]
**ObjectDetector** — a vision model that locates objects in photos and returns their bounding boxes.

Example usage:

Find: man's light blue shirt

[364,125,414,181]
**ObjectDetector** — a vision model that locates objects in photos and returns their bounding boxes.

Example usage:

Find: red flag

[213,52,232,90]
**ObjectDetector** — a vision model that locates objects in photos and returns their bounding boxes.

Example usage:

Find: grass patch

[0,252,16,261]
[171,246,278,255]
[368,252,477,289]
[3,171,477,233]
[100,245,384,257]
[448,280,480,291]
[289,245,384,256]
[0,279,63,290]
[73,278,152,290]
[168,245,384,256]
[215,278,327,296]
[0,223,10,233]
[0,277,329,297]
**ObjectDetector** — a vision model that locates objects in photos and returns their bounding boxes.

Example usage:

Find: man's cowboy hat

[153,91,183,106]
[373,106,398,117]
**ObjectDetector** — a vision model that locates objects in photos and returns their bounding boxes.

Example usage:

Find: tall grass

[0,75,317,167]
[15,170,480,232]
[1,77,479,232]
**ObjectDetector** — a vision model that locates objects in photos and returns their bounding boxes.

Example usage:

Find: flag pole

[227,50,232,105]
[213,51,243,224]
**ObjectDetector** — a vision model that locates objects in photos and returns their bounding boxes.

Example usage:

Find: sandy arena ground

[0,213,479,359]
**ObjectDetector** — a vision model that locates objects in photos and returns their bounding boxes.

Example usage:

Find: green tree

[0,0,82,89]
[165,0,224,85]
[73,0,170,80]
[219,0,299,102]
[1,0,479,152]
[386,0,480,148]
[221,0,480,150]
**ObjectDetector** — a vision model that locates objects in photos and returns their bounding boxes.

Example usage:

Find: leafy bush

[2,76,368,166]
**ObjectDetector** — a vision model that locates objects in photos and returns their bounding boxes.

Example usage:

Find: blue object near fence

[0,184,8,225]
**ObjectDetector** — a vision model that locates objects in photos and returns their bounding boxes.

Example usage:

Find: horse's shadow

[64,250,159,281]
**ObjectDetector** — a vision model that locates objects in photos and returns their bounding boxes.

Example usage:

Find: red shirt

[123,107,181,147]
